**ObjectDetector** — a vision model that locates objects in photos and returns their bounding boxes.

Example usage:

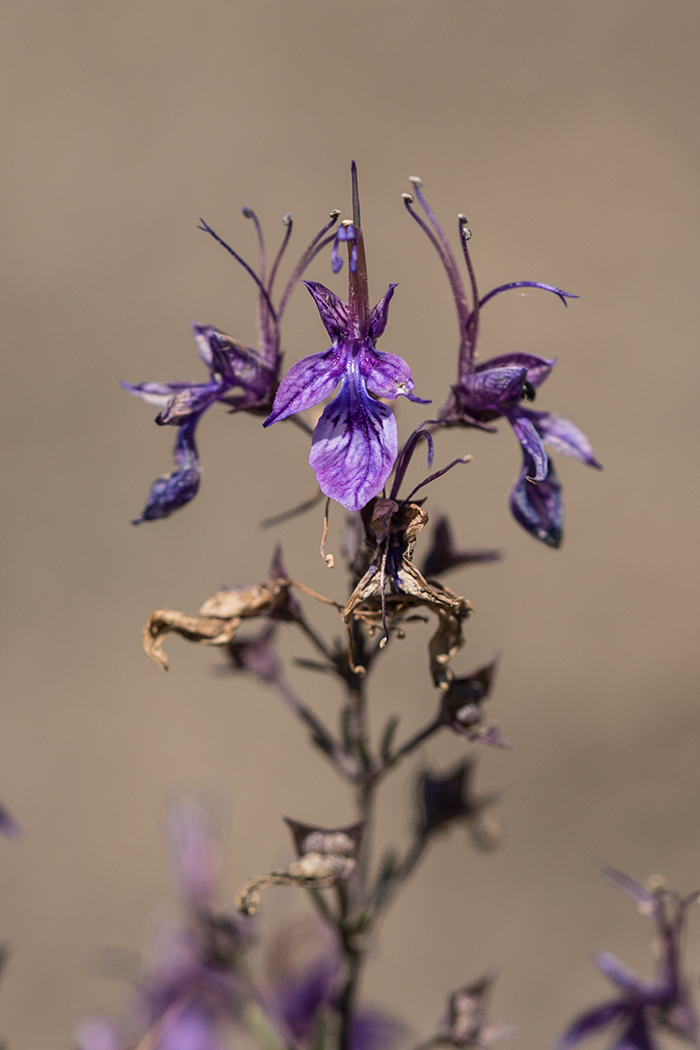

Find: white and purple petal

[303,281,350,341]
[122,380,197,409]
[509,456,563,548]
[475,353,555,389]
[309,371,397,512]
[264,350,346,425]
[360,345,428,403]
[459,366,527,413]
[521,409,601,468]
[368,284,398,340]
[507,411,548,482]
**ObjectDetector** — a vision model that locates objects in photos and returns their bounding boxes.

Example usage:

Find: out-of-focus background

[1,0,700,1046]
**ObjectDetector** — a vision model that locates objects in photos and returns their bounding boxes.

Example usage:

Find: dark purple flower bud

[129,417,201,524]
[421,516,501,578]
[440,660,511,750]
[226,622,281,683]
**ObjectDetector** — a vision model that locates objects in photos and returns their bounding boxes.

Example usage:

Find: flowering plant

[64,164,699,1050]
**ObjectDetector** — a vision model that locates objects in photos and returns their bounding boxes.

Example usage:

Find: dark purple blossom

[403,178,600,547]
[418,760,501,851]
[265,164,428,512]
[558,868,699,1050]
[125,208,340,522]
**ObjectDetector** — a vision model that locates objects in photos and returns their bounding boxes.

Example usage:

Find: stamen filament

[277,211,340,322]
[267,213,293,298]
[198,219,278,324]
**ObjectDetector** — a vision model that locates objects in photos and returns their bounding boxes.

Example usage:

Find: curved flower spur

[403,178,600,547]
[264,163,429,513]
[123,204,342,522]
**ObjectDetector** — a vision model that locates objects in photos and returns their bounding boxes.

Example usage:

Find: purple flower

[558,869,700,1050]
[421,516,501,578]
[264,164,427,512]
[125,208,341,522]
[403,178,600,547]
[439,658,511,750]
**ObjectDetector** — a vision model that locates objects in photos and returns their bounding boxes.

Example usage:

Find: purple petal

[273,958,338,1041]
[521,409,601,468]
[193,325,275,398]
[74,1018,126,1050]
[132,420,201,524]
[601,868,658,913]
[612,1015,658,1050]
[309,371,397,512]
[157,1004,225,1050]
[264,350,346,426]
[350,1009,404,1050]
[508,411,548,481]
[360,345,428,403]
[122,380,197,409]
[156,381,224,426]
[303,281,349,341]
[460,366,527,413]
[474,353,555,389]
[557,1002,628,1049]
[594,952,652,997]
[168,799,220,914]
[0,803,21,840]
[368,284,398,340]
[509,456,563,547]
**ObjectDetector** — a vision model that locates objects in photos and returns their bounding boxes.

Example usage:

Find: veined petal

[132,419,201,524]
[557,1002,628,1049]
[508,411,548,482]
[303,281,349,341]
[460,366,527,412]
[122,380,197,409]
[509,456,563,547]
[264,350,345,426]
[521,409,601,467]
[193,324,275,397]
[368,284,398,340]
[475,353,555,389]
[361,345,428,403]
[309,372,397,512]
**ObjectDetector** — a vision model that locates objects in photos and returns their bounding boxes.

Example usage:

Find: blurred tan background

[1,0,700,1046]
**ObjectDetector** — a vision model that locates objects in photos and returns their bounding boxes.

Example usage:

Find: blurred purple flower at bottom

[558,869,700,1050]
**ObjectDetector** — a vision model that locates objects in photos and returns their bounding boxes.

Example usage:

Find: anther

[242,206,253,218]
[401,193,415,204]
[329,209,341,219]
[282,212,292,226]
[409,176,423,188]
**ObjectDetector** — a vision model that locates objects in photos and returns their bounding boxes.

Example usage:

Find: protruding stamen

[242,206,266,284]
[198,219,277,323]
[401,193,414,204]
[282,212,292,227]
[458,214,472,241]
[409,176,423,188]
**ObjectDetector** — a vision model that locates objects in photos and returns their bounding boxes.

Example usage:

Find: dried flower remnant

[265,163,428,512]
[344,499,471,682]
[558,869,700,1050]
[235,819,361,917]
[403,178,600,546]
[125,207,341,522]
[433,975,515,1049]
[143,546,299,670]
[422,516,501,579]
[439,658,510,750]
[419,761,502,852]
